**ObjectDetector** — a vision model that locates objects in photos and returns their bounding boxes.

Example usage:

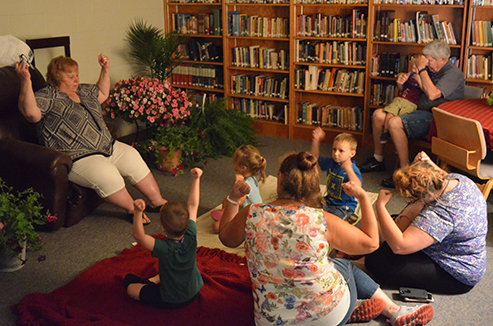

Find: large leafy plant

[126,19,187,81]
[189,98,259,158]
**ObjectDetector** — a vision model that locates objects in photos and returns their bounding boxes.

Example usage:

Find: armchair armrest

[0,139,73,230]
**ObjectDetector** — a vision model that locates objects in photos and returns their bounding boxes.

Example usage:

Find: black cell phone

[399,287,434,303]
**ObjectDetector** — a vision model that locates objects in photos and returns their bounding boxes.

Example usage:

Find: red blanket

[15,243,255,326]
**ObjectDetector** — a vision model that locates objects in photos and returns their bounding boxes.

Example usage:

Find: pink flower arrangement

[103,77,192,126]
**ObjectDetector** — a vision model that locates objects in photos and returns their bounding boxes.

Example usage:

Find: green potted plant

[125,19,187,81]
[0,178,56,271]
[189,98,259,158]
[139,123,212,176]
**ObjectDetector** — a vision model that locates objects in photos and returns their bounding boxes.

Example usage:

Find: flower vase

[0,241,26,272]
[157,147,181,172]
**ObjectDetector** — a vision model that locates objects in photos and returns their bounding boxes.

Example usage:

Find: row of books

[297,11,367,39]
[231,46,289,70]
[295,66,365,94]
[296,0,367,3]
[472,0,493,5]
[188,91,223,106]
[370,53,404,77]
[227,0,289,3]
[471,20,493,47]
[466,54,493,80]
[373,0,463,4]
[374,11,457,45]
[178,39,222,62]
[172,11,222,35]
[297,103,364,132]
[370,53,460,77]
[296,40,366,65]
[227,12,289,38]
[231,98,288,123]
[230,74,289,99]
[171,0,220,3]
[171,65,224,89]
[370,82,397,106]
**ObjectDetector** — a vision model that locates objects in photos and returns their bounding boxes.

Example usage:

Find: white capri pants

[68,141,151,198]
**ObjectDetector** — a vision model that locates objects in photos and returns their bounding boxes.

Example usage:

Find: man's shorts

[400,109,434,139]
[383,97,417,117]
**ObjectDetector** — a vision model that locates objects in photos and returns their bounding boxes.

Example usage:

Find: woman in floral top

[367,151,487,294]
[219,152,433,326]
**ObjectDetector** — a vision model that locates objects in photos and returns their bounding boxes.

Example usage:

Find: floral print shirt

[245,204,347,325]
[413,173,487,286]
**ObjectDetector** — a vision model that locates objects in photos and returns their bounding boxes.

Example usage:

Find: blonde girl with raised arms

[212,145,266,233]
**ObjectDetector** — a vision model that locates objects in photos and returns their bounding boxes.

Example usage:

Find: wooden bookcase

[164,0,471,146]
[464,1,493,94]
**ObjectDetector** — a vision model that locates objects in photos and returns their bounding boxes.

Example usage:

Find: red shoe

[348,298,386,323]
[211,210,223,221]
[389,304,433,326]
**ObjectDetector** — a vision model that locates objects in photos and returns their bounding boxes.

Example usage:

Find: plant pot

[0,242,26,272]
[157,147,181,172]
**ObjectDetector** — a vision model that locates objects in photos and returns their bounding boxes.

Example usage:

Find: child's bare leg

[149,274,160,284]
[212,220,220,233]
[127,283,146,301]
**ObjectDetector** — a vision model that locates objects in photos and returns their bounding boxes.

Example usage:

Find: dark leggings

[365,242,473,294]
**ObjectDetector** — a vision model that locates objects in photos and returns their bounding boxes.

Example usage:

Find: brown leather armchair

[0,65,104,230]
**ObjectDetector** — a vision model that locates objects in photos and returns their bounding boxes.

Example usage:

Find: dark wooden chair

[25,36,71,67]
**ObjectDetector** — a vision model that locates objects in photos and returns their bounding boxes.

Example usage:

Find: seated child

[380,58,423,144]
[311,128,362,221]
[212,145,266,233]
[124,168,204,308]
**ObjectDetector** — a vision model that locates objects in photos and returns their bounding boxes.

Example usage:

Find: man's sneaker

[389,304,433,326]
[359,157,386,173]
[381,176,396,188]
[348,298,385,323]
[380,131,391,144]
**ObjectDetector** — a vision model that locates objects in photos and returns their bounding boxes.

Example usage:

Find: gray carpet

[0,134,491,326]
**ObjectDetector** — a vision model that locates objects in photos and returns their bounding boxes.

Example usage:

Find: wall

[0,0,164,85]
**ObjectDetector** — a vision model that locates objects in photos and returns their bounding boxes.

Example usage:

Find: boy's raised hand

[312,127,325,142]
[134,199,146,213]
[191,167,203,179]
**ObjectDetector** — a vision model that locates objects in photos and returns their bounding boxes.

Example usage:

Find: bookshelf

[165,0,226,103]
[292,2,369,144]
[464,1,493,93]
[226,1,291,137]
[164,0,471,146]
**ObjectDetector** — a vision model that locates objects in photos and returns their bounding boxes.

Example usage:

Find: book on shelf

[297,103,364,131]
[416,11,428,44]
[467,54,493,79]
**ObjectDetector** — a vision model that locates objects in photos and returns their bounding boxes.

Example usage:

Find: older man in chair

[359,40,464,188]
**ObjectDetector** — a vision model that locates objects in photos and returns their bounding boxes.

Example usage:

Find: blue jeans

[331,258,380,326]
[400,109,434,139]
[324,204,354,221]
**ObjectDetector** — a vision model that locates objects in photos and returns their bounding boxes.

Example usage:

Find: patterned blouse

[413,173,487,286]
[245,204,347,325]
[35,84,114,161]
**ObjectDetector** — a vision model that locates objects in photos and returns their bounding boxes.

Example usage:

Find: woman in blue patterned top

[366,151,487,294]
